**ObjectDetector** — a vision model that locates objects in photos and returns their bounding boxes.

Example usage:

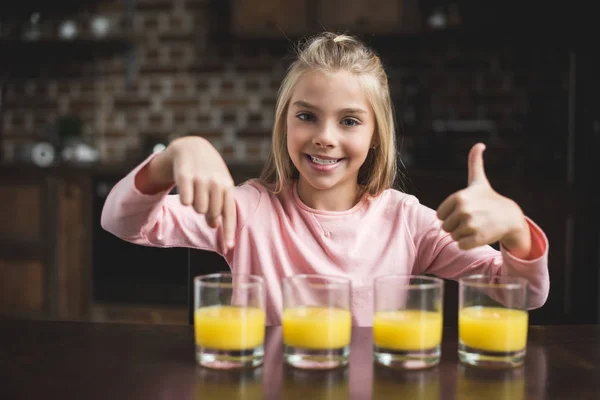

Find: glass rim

[458,274,528,289]
[283,274,350,288]
[374,274,444,290]
[194,273,264,289]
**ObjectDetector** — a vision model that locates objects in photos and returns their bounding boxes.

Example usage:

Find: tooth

[310,156,338,165]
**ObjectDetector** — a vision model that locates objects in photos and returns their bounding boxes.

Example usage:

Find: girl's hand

[436,143,532,258]
[138,136,237,249]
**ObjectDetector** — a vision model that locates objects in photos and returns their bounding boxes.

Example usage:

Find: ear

[370,132,380,149]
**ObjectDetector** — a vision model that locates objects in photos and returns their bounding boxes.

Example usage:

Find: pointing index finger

[222,187,237,249]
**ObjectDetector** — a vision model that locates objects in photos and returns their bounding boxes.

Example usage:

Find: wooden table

[1,318,599,399]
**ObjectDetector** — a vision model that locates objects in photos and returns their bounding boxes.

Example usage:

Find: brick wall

[2,0,284,164]
[1,0,568,168]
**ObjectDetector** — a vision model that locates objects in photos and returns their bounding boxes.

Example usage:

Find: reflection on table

[191,327,547,399]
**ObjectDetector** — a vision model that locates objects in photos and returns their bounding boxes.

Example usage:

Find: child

[101,32,549,326]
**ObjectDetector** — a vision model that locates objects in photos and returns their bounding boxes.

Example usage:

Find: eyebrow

[292,100,368,115]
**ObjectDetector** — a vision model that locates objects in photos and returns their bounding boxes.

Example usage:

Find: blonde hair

[258,32,399,198]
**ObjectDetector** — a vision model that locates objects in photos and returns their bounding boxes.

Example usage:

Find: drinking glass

[373,275,444,369]
[194,273,266,369]
[458,275,528,368]
[282,274,352,369]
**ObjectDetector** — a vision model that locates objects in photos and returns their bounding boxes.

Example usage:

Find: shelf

[1,37,135,56]
[0,0,137,83]
[0,36,137,83]
[0,0,109,18]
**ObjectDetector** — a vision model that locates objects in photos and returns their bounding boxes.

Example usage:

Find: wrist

[135,151,174,194]
[500,206,532,259]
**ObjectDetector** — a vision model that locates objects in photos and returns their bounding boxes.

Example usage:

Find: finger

[467,143,489,186]
[436,194,457,221]
[206,181,223,228]
[193,178,209,214]
[457,235,480,250]
[221,188,237,249]
[450,221,475,242]
[176,172,193,206]
[441,209,462,233]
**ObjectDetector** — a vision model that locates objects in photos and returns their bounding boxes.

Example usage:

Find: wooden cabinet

[53,176,92,320]
[0,260,45,314]
[232,0,309,37]
[0,177,47,316]
[0,182,43,245]
[0,171,91,320]
[317,0,421,35]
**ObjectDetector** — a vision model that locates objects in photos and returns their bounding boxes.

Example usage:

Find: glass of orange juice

[458,275,528,368]
[282,274,352,370]
[373,275,444,369]
[194,273,266,369]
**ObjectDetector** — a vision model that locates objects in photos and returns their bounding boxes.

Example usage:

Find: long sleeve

[100,154,262,256]
[404,196,550,309]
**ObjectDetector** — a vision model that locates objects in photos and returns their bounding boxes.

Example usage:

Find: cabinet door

[232,0,309,37]
[0,260,45,314]
[54,176,92,320]
[0,182,42,245]
[0,179,46,315]
[317,0,421,35]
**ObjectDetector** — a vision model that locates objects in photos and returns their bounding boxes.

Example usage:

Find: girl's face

[286,70,375,202]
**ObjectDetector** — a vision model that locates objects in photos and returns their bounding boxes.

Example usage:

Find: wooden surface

[1,318,598,399]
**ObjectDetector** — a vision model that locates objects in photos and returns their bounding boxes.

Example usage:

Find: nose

[312,122,336,148]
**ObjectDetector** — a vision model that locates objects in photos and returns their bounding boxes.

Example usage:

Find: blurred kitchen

[1,0,598,326]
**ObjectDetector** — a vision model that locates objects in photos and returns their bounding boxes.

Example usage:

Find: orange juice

[459,306,528,352]
[194,305,266,350]
[373,310,443,350]
[283,306,351,349]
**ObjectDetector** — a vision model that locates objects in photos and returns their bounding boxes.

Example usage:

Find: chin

[301,170,354,192]
[304,179,341,191]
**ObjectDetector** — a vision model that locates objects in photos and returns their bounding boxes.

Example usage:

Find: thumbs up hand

[436,143,532,257]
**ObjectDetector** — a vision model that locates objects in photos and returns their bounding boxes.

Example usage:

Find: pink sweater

[101,156,550,326]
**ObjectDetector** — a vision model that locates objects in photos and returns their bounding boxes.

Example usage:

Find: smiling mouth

[306,154,343,165]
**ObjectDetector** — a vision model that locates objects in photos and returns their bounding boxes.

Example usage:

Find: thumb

[468,143,489,186]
